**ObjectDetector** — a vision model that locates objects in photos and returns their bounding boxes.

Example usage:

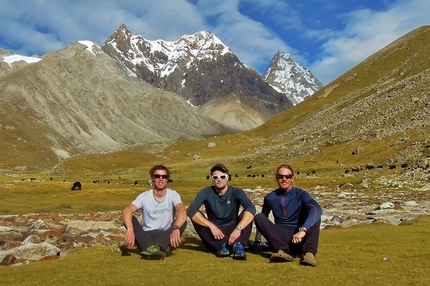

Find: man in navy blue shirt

[187,163,256,260]
[254,164,322,266]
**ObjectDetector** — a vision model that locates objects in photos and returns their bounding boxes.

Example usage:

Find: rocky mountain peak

[102,25,293,130]
[176,31,232,56]
[263,51,323,105]
[103,25,233,78]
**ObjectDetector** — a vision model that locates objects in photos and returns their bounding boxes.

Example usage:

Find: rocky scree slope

[237,26,430,171]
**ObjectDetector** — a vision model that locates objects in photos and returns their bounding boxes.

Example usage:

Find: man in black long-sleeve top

[187,163,256,260]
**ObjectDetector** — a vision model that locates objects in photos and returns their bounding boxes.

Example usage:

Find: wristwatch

[172,225,180,230]
[236,225,243,231]
[298,226,308,233]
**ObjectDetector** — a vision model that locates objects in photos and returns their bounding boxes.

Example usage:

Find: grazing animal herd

[19,161,410,192]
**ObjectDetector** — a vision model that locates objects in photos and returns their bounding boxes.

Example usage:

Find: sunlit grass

[0,216,429,285]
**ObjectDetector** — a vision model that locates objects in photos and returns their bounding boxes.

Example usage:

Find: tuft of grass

[0,216,429,285]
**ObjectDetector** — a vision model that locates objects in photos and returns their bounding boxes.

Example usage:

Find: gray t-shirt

[131,189,182,231]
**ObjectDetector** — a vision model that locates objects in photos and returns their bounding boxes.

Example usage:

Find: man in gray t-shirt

[123,165,187,260]
[187,163,256,260]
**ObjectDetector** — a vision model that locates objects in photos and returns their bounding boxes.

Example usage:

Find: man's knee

[254,213,266,224]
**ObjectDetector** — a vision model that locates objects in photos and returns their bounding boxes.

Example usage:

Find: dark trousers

[254,213,320,256]
[191,211,252,252]
[130,216,187,251]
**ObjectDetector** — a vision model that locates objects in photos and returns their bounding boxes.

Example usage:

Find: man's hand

[124,228,135,247]
[210,225,225,240]
[228,229,240,245]
[170,229,181,248]
[292,230,306,244]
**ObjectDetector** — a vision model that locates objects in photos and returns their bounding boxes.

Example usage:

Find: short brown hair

[149,165,170,178]
[276,164,294,176]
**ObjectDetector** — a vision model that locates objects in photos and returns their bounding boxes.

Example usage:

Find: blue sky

[0,0,428,84]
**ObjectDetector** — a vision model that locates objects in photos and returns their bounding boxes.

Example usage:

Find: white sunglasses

[212,175,229,181]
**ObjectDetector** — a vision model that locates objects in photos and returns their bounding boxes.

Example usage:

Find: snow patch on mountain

[3,54,41,65]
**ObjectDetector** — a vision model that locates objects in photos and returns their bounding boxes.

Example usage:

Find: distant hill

[235,25,430,171]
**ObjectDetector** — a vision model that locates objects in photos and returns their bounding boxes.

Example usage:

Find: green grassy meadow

[0,216,428,286]
[1,165,429,286]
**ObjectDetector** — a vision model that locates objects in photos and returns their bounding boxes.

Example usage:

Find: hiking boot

[216,242,230,257]
[232,242,247,260]
[270,250,295,263]
[141,244,166,260]
[300,252,316,267]
[164,245,172,257]
[140,244,160,256]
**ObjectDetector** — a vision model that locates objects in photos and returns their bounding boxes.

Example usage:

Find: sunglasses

[276,174,294,180]
[154,174,168,179]
[212,175,229,181]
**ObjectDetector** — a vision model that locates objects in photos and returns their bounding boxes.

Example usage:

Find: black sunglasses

[276,174,294,180]
[212,175,228,180]
[154,174,168,179]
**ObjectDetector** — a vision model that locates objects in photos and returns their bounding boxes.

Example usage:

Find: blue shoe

[216,242,230,257]
[232,242,247,260]
[249,241,272,252]
[258,242,272,251]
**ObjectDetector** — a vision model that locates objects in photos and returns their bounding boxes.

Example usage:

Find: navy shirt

[187,185,256,226]
[262,186,322,230]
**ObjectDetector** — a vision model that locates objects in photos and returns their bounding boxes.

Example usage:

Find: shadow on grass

[119,245,140,257]
[118,236,209,258]
[180,236,209,254]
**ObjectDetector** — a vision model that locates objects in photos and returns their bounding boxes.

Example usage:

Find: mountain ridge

[101,24,303,130]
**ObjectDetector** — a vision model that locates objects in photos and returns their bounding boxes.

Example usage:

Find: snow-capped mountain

[263,51,323,105]
[103,26,232,81]
[101,24,294,130]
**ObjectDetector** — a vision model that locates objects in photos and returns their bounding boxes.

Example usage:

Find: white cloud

[191,0,294,71]
[0,0,428,85]
[309,0,430,84]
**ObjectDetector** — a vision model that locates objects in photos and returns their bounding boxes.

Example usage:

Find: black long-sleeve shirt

[187,185,256,226]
